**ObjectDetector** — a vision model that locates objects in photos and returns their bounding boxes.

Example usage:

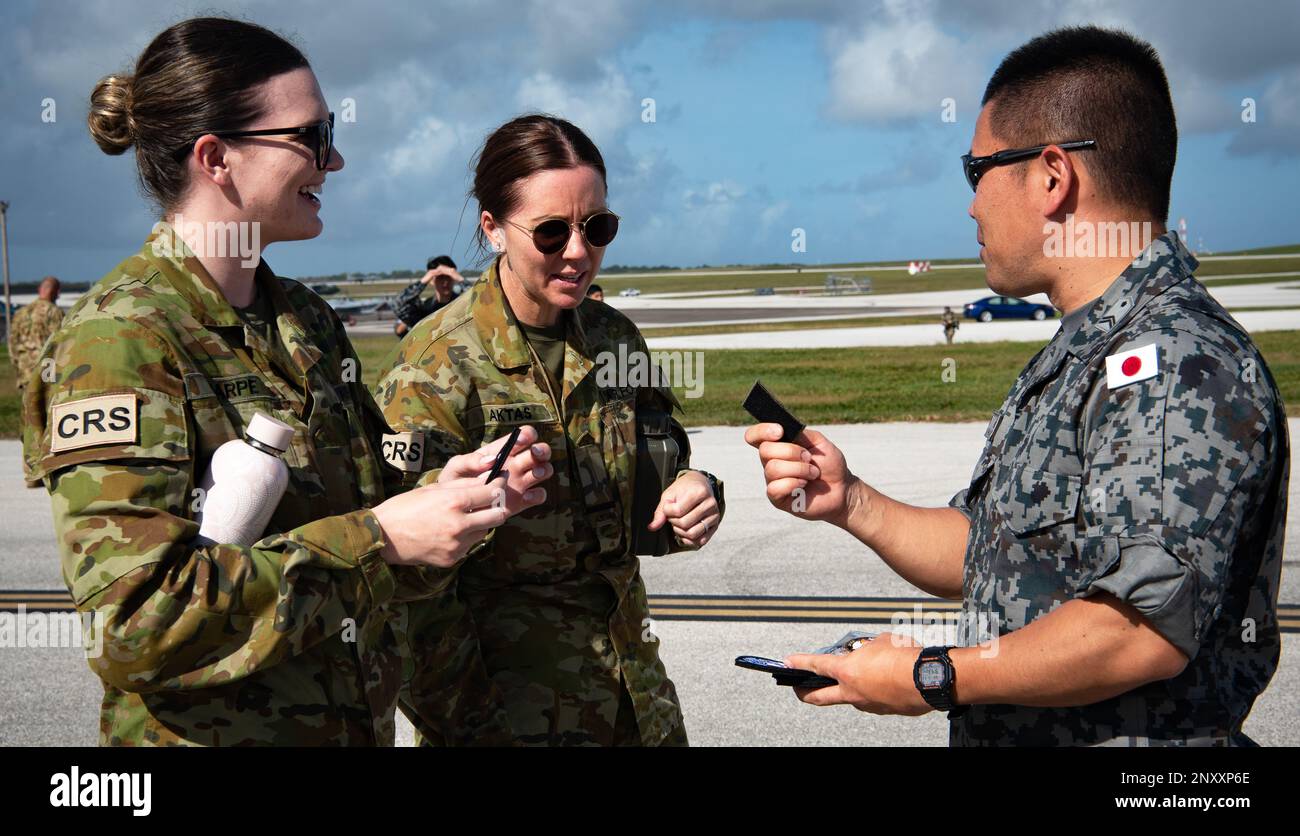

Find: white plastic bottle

[193,412,294,547]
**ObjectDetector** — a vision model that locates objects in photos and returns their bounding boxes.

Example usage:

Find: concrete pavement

[2,420,1296,745]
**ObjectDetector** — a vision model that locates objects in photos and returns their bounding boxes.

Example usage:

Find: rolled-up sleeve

[1081,537,1198,657]
[948,485,975,521]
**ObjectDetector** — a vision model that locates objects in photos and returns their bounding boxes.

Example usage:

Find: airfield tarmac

[2,422,1295,747]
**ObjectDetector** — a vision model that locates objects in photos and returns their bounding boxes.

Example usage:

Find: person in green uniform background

[376,115,725,746]
[23,17,552,746]
[9,276,63,485]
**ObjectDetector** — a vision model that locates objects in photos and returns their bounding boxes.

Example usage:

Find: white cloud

[513,64,635,150]
[683,180,746,208]
[383,115,465,178]
[759,199,790,230]
[824,2,985,126]
[1226,66,1300,158]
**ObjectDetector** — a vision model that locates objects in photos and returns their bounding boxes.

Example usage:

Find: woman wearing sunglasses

[22,18,551,746]
[375,114,725,746]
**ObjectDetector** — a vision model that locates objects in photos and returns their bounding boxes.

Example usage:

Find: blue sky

[1,0,1297,283]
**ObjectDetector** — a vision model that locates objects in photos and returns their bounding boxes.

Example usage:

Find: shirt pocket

[184,367,293,462]
[997,466,1082,536]
[473,416,571,580]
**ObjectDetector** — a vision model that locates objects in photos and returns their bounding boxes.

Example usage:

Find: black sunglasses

[961,139,1096,191]
[180,112,335,170]
[504,210,620,255]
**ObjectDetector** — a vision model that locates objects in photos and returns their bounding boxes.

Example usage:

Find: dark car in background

[963,295,1056,322]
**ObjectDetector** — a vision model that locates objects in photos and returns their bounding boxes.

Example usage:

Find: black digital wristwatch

[914,645,968,717]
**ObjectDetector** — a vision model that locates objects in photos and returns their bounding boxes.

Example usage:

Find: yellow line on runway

[653,607,957,619]
[1,591,1298,630]
[650,597,961,608]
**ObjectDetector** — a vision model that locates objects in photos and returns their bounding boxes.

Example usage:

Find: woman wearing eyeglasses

[375,115,726,746]
[21,18,552,746]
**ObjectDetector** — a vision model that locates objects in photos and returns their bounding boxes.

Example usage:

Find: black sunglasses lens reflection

[961,156,978,191]
[532,220,571,254]
[585,213,618,248]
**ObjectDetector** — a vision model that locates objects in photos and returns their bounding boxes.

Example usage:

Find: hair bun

[87,74,136,155]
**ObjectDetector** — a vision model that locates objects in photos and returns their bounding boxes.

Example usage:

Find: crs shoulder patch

[381,431,425,472]
[49,393,138,453]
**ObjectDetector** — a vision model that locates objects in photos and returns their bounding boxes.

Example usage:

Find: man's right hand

[744,423,865,528]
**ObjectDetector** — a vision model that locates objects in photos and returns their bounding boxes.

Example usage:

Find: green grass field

[6,326,1299,439]
[348,329,1300,427]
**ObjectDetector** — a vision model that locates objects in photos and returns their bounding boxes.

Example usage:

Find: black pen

[484,426,522,483]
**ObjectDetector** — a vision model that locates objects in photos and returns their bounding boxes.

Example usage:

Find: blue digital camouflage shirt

[949,232,1288,746]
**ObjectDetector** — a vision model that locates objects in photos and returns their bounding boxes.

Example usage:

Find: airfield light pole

[1,201,11,341]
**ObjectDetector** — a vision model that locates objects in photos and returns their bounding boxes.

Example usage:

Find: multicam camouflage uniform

[10,297,64,483]
[949,232,1287,746]
[8,297,63,390]
[22,224,426,746]
[375,258,721,746]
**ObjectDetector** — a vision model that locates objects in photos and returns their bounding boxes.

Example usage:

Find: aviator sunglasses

[503,210,620,255]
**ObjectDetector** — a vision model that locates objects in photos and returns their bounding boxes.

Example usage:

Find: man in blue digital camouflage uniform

[747,26,1287,746]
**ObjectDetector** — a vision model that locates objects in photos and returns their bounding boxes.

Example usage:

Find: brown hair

[471,114,607,253]
[87,17,309,212]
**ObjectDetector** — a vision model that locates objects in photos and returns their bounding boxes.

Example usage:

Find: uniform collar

[142,222,322,373]
[1064,231,1198,358]
[471,256,594,370]
[144,222,242,328]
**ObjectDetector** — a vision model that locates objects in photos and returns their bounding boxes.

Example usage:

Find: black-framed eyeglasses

[960,139,1096,192]
[503,210,620,255]
[180,112,335,170]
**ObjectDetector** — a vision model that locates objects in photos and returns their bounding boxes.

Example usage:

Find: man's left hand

[786,632,933,715]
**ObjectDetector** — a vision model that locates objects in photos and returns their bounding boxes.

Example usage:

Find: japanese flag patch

[1105,343,1159,389]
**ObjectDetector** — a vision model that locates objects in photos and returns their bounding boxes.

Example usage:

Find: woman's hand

[373,478,533,568]
[375,426,553,568]
[439,425,553,513]
[648,470,721,549]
